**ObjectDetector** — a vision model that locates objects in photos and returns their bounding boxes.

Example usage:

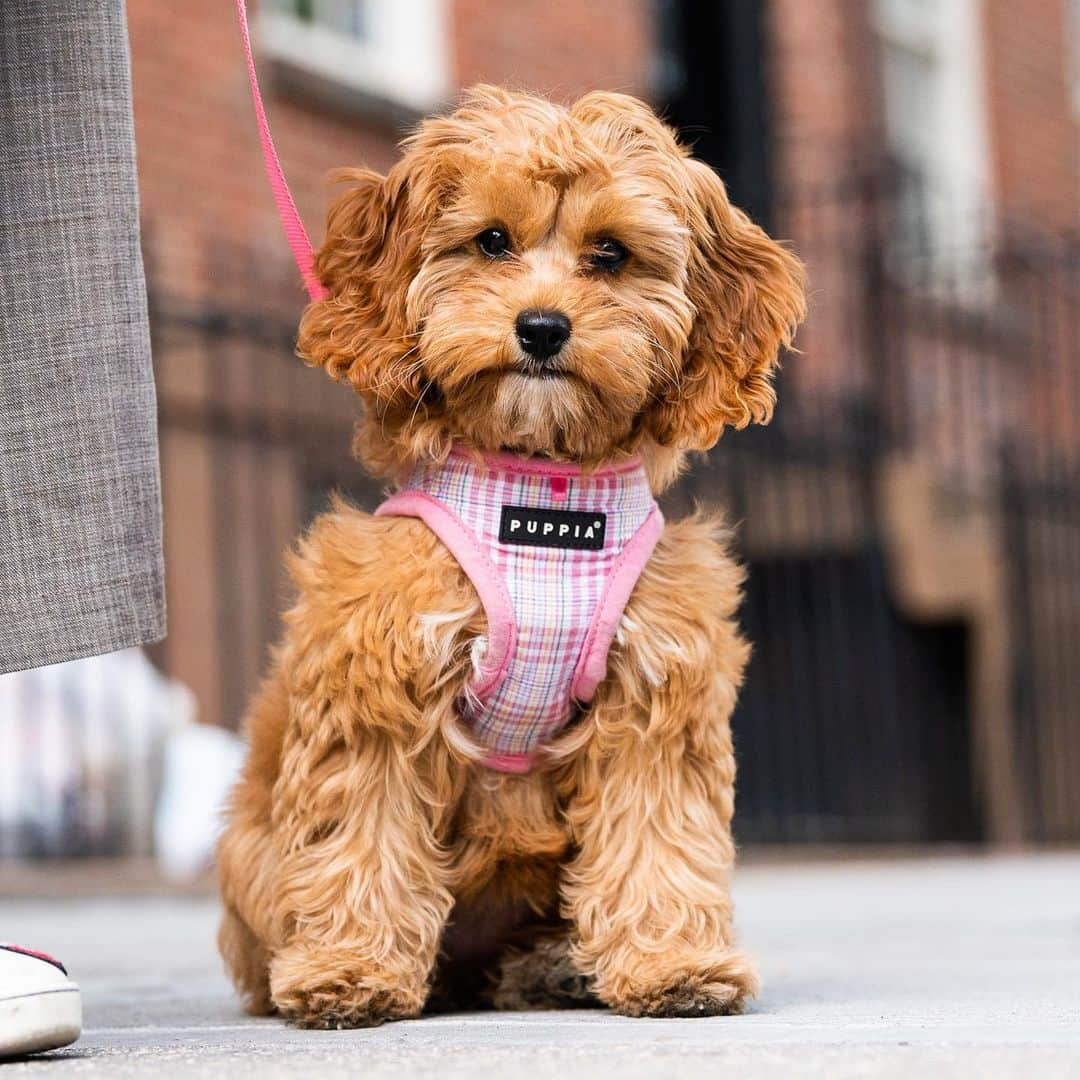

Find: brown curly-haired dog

[217,86,805,1028]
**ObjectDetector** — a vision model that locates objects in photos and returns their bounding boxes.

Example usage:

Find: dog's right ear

[297,165,425,408]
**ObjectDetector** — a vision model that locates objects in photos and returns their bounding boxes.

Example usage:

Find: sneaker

[0,945,82,1058]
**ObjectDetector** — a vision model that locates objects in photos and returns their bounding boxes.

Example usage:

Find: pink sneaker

[0,945,81,1057]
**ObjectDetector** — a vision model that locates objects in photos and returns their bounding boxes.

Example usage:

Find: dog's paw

[269,949,426,1029]
[610,975,747,1018]
[601,951,759,1019]
[275,980,423,1029]
[493,937,598,1010]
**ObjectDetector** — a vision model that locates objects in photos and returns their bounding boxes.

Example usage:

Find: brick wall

[451,0,651,101]
[764,0,884,396]
[767,0,883,192]
[984,0,1080,235]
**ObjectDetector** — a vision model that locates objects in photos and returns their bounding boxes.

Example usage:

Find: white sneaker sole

[0,987,82,1058]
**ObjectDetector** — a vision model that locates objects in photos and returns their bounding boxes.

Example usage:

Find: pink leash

[235,0,329,301]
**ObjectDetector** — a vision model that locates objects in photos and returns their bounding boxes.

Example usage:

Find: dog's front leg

[563,659,759,1018]
[266,686,454,1028]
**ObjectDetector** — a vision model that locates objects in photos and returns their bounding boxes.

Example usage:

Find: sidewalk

[2,853,1078,1078]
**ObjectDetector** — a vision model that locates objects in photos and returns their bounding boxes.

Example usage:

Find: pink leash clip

[235,0,329,302]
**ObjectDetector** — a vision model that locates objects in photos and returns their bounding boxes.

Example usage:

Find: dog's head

[299,86,805,485]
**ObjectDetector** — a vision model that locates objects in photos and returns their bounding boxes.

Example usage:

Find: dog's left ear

[649,158,806,451]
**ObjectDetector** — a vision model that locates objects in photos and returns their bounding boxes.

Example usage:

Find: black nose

[515,310,571,361]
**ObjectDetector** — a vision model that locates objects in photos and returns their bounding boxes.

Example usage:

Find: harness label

[499,505,607,550]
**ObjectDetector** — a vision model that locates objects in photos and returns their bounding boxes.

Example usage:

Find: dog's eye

[588,237,629,273]
[591,237,628,270]
[587,237,630,274]
[476,228,511,259]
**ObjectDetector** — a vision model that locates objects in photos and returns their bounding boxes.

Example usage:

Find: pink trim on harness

[376,450,662,771]
[375,489,516,697]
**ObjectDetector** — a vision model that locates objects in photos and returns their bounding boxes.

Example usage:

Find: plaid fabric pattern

[398,452,659,757]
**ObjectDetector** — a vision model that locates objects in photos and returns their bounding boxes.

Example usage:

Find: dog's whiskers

[363,346,424,394]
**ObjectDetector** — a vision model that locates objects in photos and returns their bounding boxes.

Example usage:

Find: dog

[217,85,805,1028]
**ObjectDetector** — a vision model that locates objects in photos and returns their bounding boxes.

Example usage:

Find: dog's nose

[515,310,571,361]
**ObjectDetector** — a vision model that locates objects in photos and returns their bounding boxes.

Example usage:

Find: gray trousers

[0,1,165,674]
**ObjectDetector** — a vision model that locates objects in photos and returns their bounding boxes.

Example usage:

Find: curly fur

[218,85,805,1028]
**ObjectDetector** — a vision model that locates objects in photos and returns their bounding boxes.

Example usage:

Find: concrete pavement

[2,853,1078,1078]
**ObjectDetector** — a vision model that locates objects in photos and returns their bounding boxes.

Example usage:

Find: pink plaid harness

[376,450,663,772]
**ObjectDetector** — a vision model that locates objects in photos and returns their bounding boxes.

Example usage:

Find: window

[259,0,450,117]
[875,0,992,276]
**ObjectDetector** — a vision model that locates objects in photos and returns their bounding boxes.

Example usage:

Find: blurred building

[125,0,1080,845]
